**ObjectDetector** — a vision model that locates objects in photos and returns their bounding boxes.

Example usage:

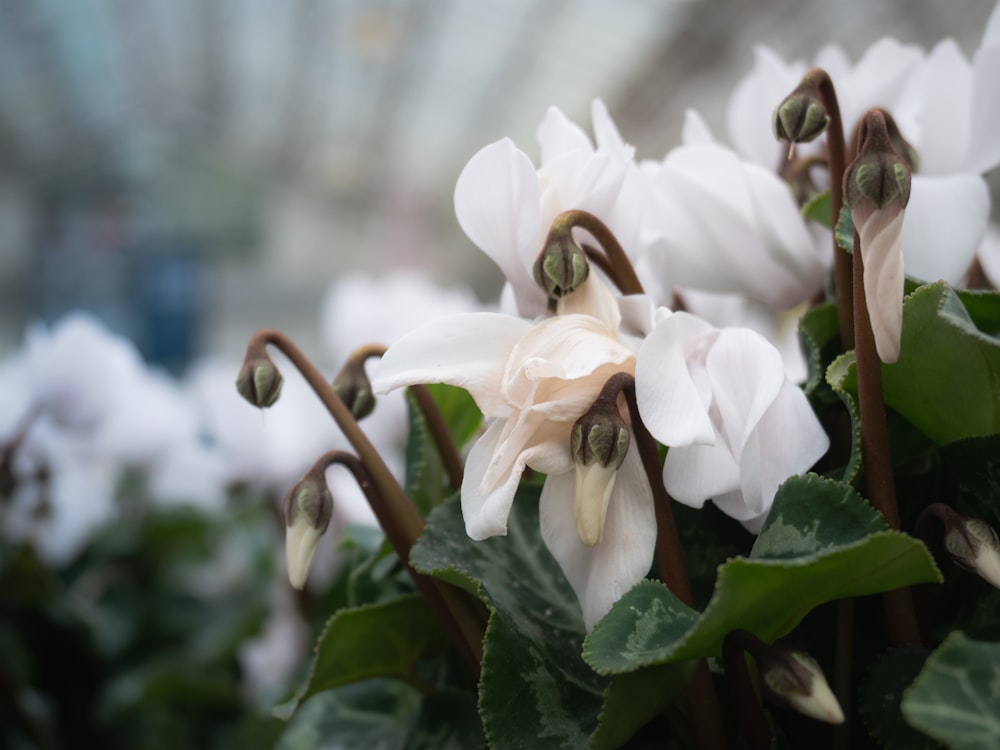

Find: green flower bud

[332,359,376,420]
[844,111,912,212]
[236,356,283,408]
[283,472,334,589]
[571,394,630,546]
[534,228,590,299]
[773,93,830,144]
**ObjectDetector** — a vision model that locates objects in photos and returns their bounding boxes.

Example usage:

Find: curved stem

[803,68,853,351]
[551,210,645,296]
[850,237,922,646]
[597,372,726,750]
[245,330,486,673]
[347,344,464,493]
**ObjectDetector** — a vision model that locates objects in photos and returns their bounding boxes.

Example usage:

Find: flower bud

[773,92,830,144]
[844,109,912,364]
[571,398,630,546]
[534,227,590,299]
[758,649,844,724]
[332,359,376,420]
[283,471,334,589]
[236,356,283,408]
[944,514,1000,589]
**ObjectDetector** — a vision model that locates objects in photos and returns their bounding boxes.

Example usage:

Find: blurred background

[0,0,996,371]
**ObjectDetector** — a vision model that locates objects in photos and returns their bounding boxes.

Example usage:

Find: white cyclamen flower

[373,310,655,631]
[454,100,644,320]
[638,111,830,312]
[635,311,829,532]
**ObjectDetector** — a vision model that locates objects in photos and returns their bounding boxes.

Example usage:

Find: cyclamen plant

[239,7,1000,749]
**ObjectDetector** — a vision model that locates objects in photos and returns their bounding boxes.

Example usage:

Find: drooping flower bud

[943,514,1000,589]
[571,393,630,546]
[773,90,830,144]
[236,354,283,408]
[283,467,334,589]
[534,225,590,299]
[844,109,912,363]
[758,648,845,724]
[332,357,377,420]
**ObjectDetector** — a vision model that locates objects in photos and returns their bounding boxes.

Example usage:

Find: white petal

[858,208,906,363]
[912,39,973,175]
[682,109,717,146]
[636,312,717,446]
[726,46,802,167]
[539,443,656,630]
[704,328,785,454]
[969,1,1000,173]
[664,442,740,509]
[538,106,593,163]
[739,380,829,519]
[902,174,990,285]
[454,139,544,315]
[461,419,525,539]
[373,312,531,416]
[557,274,622,332]
[591,99,634,163]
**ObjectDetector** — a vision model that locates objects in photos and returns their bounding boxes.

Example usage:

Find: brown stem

[551,210,645,296]
[347,344,464,493]
[803,68,853,351]
[597,372,726,749]
[723,630,772,750]
[246,330,486,673]
[851,237,922,646]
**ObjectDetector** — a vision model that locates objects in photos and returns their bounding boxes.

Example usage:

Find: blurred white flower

[726,5,1000,287]
[635,312,829,532]
[638,111,830,312]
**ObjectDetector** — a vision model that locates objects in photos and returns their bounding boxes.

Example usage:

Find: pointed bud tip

[283,475,334,589]
[763,651,844,725]
[945,516,1000,589]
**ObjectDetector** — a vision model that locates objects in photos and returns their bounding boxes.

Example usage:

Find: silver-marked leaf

[902,631,1000,750]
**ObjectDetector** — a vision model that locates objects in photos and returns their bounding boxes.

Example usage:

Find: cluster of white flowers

[374,7,1000,630]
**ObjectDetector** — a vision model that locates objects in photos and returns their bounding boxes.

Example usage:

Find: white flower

[638,111,830,312]
[454,100,643,320]
[373,309,655,630]
[635,312,829,532]
[726,6,1000,287]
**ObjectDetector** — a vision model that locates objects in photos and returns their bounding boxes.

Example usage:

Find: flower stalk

[546,210,645,296]
[335,343,465,493]
[241,329,486,673]
[593,372,725,750]
[845,112,922,646]
[776,68,853,350]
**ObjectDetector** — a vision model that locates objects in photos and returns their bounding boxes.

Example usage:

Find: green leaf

[273,594,447,720]
[881,282,1000,444]
[404,384,483,517]
[799,302,842,405]
[826,352,863,484]
[802,190,832,228]
[411,490,609,749]
[584,475,941,674]
[859,647,937,750]
[834,204,854,253]
[274,679,420,750]
[408,688,486,749]
[902,631,1000,749]
[425,383,483,449]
